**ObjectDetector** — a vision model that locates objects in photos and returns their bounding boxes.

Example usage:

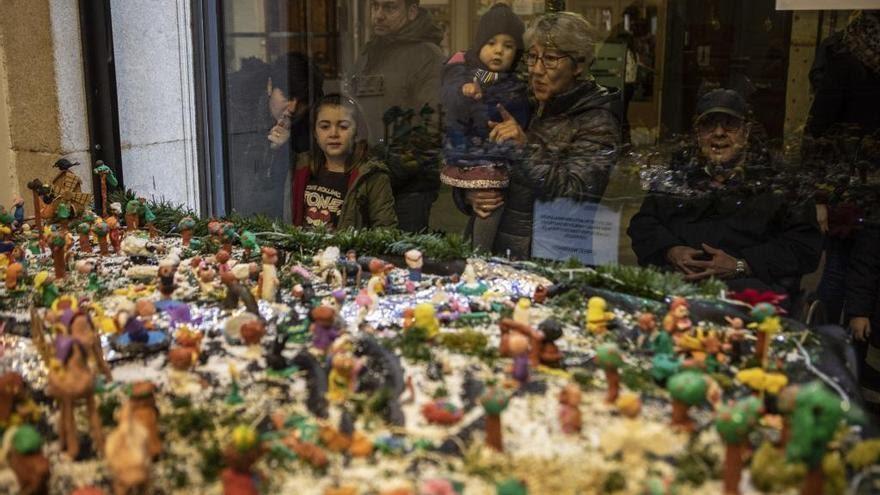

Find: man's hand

[850,316,872,342]
[465,189,504,219]
[488,104,526,144]
[462,77,483,100]
[268,99,297,149]
[666,245,704,275]
[682,243,741,281]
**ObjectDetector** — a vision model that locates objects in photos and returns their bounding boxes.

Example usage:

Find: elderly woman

[459,11,622,259]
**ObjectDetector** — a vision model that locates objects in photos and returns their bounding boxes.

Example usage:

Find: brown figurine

[157,261,176,299]
[558,383,582,434]
[533,284,549,304]
[258,247,279,302]
[499,318,542,366]
[240,319,266,346]
[129,381,162,458]
[105,402,151,495]
[106,216,122,253]
[5,261,23,290]
[663,297,693,334]
[222,425,264,495]
[6,425,50,495]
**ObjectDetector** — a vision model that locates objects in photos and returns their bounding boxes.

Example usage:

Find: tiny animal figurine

[129,381,162,459]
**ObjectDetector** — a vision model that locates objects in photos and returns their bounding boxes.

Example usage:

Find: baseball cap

[695,89,748,122]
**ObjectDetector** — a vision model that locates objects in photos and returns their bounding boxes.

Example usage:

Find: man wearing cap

[627,89,822,302]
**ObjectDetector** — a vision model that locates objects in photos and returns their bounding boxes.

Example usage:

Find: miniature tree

[177,216,197,247]
[93,219,110,255]
[787,382,845,495]
[650,353,681,384]
[47,229,67,279]
[55,201,72,231]
[715,396,762,494]
[124,199,142,231]
[749,302,781,367]
[7,425,50,494]
[221,222,238,253]
[667,370,709,432]
[93,161,118,217]
[596,343,624,403]
[480,387,510,452]
[240,230,258,260]
[76,221,92,253]
[141,200,157,238]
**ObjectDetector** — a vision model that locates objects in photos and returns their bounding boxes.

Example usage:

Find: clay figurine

[537,319,564,367]
[46,334,103,459]
[586,296,613,334]
[258,247,279,302]
[327,352,357,404]
[341,249,362,287]
[512,297,531,325]
[507,333,530,387]
[310,305,341,353]
[128,381,162,459]
[636,312,658,348]
[411,303,439,339]
[124,199,141,232]
[663,297,693,334]
[93,219,110,255]
[457,262,487,296]
[76,221,93,253]
[157,259,177,299]
[6,425,50,495]
[221,425,264,495]
[558,383,582,434]
[106,215,122,253]
[404,249,423,282]
[105,402,151,495]
[314,246,344,288]
[5,261,24,290]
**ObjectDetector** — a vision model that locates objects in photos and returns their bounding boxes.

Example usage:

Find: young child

[440,3,530,252]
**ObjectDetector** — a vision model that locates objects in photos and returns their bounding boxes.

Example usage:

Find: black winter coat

[457,80,621,259]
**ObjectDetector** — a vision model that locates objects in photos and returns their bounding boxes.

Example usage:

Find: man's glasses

[525,52,581,69]
[696,113,745,133]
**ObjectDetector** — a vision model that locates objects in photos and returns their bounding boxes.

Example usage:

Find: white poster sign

[532,198,620,266]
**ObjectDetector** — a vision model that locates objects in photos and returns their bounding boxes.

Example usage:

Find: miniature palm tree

[93,219,110,255]
[667,370,709,432]
[47,229,67,279]
[76,221,92,253]
[177,216,197,247]
[716,396,762,494]
[480,386,510,452]
[240,230,258,260]
[93,161,118,217]
[787,382,845,495]
[124,199,142,231]
[596,343,624,403]
[749,302,781,368]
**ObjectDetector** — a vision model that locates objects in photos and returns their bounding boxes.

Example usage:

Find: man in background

[348,0,445,232]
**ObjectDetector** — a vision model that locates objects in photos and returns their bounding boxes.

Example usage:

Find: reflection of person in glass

[349,0,445,232]
[226,53,323,220]
[440,3,530,253]
[289,94,397,230]
[460,12,622,259]
[628,89,822,304]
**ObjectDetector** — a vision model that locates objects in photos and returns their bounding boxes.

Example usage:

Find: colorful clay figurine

[507,333,530,387]
[457,262,487,296]
[6,425,50,495]
[636,312,658,348]
[310,305,341,352]
[341,249,362,287]
[0,372,40,429]
[106,215,122,253]
[327,351,357,403]
[221,425,264,495]
[481,387,510,452]
[177,216,196,247]
[558,383,582,434]
[512,297,531,325]
[258,246,279,302]
[663,297,693,334]
[405,249,423,282]
[596,343,624,403]
[533,284,549,304]
[129,381,162,459]
[586,296,613,334]
[105,402,152,495]
[616,392,642,418]
[157,259,177,299]
[140,198,157,238]
[411,302,440,339]
[5,260,23,290]
[240,230,258,260]
[536,318,563,367]
[715,396,762,495]
[33,271,60,308]
[220,270,260,315]
[313,246,344,288]
[124,199,141,231]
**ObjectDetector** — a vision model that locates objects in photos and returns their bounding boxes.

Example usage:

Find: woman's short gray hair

[524,12,595,76]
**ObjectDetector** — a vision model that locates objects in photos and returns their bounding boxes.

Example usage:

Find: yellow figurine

[327,353,357,404]
[512,298,531,325]
[412,303,439,339]
[586,297,614,334]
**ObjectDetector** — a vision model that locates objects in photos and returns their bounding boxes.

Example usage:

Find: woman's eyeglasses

[696,113,745,133]
[525,52,582,69]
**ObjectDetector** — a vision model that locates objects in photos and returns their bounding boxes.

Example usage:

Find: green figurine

[240,230,258,260]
